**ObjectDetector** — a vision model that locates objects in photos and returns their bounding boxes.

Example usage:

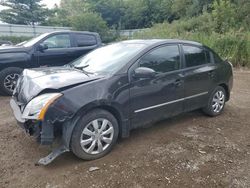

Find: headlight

[22,93,62,120]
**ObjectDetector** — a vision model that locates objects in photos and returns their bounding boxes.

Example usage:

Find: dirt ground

[0,70,250,188]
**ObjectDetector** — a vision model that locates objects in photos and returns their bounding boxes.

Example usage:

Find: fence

[119,28,149,38]
[0,23,148,38]
[0,24,71,37]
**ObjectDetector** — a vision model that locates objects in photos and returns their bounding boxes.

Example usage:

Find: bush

[0,36,31,44]
[133,22,250,67]
[212,0,237,34]
[185,32,250,67]
[71,12,117,43]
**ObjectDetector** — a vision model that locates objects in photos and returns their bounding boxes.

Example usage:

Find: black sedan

[10,40,233,165]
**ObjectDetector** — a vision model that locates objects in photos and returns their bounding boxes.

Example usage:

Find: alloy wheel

[212,90,225,113]
[3,73,20,93]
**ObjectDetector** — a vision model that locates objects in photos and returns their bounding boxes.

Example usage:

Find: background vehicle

[0,40,12,46]
[0,31,102,95]
[10,40,233,165]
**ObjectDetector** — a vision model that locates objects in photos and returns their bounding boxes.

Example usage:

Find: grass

[0,36,32,44]
[132,22,250,67]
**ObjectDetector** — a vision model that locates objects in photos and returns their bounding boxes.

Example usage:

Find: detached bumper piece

[10,98,70,166]
[37,145,69,166]
[10,99,25,123]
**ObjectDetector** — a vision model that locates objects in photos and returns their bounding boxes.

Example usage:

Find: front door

[129,44,185,128]
[36,33,75,67]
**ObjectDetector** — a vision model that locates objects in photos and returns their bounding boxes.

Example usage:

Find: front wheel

[0,67,23,95]
[70,109,119,160]
[203,86,226,116]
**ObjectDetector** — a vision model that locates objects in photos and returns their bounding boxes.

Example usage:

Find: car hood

[0,45,29,53]
[14,67,104,104]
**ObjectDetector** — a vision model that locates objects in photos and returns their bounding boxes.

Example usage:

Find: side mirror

[38,43,48,52]
[133,67,156,79]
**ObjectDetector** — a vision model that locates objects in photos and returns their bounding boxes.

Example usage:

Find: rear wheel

[0,67,23,95]
[203,86,226,116]
[70,109,119,160]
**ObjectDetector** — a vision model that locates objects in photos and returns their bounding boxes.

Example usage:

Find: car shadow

[44,110,205,168]
[121,109,204,142]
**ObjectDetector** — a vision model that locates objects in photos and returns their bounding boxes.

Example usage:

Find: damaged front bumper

[10,98,70,165]
[10,99,25,125]
[10,98,42,141]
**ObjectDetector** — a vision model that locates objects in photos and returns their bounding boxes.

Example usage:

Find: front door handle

[174,79,183,87]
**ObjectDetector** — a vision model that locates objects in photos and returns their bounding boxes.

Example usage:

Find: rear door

[129,44,185,128]
[181,44,217,111]
[36,33,75,67]
[71,33,100,59]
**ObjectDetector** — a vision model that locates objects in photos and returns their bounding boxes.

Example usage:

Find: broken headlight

[22,93,62,120]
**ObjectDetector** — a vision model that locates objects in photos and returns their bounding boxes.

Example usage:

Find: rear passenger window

[183,45,210,67]
[213,52,223,63]
[76,34,97,47]
[139,45,180,73]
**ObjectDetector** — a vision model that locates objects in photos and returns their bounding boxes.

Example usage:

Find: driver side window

[138,45,180,73]
[41,34,71,49]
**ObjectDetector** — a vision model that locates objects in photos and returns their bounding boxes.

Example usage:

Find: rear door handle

[208,70,215,78]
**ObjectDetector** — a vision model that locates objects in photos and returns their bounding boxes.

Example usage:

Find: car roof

[44,30,99,35]
[121,39,203,47]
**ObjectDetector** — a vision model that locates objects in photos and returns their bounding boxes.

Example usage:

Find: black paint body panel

[0,31,102,72]
[12,39,233,146]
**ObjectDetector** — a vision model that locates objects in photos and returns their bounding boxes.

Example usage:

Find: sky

[0,0,61,10]
[0,0,61,23]
[41,0,61,9]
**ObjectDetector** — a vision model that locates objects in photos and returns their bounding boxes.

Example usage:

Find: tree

[71,12,115,42]
[122,0,149,29]
[87,0,125,29]
[42,0,250,35]
[45,0,91,27]
[234,0,250,30]
[71,12,108,34]
[0,0,51,25]
[60,0,89,17]
[212,0,236,33]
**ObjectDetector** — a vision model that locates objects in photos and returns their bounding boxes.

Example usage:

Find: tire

[70,109,119,160]
[0,67,23,96]
[203,86,226,117]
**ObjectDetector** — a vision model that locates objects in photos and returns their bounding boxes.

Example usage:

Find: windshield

[23,33,49,47]
[16,41,27,46]
[71,42,147,74]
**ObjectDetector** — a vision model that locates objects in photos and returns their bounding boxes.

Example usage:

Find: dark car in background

[0,31,102,95]
[10,40,233,165]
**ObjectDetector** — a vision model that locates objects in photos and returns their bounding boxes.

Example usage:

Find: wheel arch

[218,83,230,101]
[62,103,128,150]
[84,105,123,137]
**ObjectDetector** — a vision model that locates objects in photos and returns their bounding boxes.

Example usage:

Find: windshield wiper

[71,65,94,76]
[75,64,89,69]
